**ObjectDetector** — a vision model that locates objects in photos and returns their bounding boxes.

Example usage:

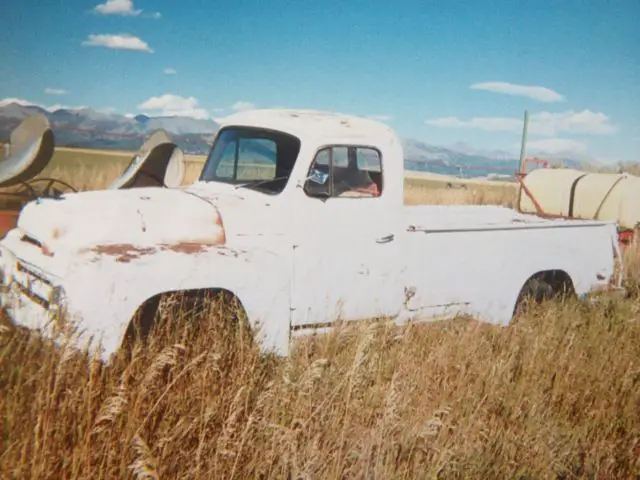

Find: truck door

[291,145,403,332]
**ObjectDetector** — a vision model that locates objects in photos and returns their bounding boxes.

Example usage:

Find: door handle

[376,234,395,244]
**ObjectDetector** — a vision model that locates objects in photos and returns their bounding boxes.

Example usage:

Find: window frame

[198,126,302,195]
[303,143,384,199]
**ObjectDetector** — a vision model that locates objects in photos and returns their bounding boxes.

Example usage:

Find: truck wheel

[513,276,555,317]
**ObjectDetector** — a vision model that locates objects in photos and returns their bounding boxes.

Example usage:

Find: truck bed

[398,203,620,330]
[403,204,613,233]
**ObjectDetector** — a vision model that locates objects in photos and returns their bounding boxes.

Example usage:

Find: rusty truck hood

[15,186,226,255]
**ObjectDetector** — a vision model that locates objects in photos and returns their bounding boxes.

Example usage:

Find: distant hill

[0,102,218,154]
[0,102,591,178]
[400,138,588,179]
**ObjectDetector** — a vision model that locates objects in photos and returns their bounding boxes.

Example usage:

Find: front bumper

[0,231,149,362]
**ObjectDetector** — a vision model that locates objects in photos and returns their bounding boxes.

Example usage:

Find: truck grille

[12,261,55,309]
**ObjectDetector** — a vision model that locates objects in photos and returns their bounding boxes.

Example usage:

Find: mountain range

[0,102,588,179]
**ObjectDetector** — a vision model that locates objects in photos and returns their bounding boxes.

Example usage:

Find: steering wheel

[17,178,78,200]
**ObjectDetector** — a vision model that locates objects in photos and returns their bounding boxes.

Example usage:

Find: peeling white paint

[0,109,624,362]
[16,187,226,255]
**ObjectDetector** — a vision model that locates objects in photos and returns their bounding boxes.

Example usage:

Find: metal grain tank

[519,168,640,230]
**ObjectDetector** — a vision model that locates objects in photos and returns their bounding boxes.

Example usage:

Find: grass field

[0,147,639,479]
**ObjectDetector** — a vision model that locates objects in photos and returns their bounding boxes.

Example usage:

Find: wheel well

[513,269,576,317]
[122,287,247,350]
[532,269,575,298]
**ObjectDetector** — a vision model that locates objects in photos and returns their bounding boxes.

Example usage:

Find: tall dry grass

[1,287,639,478]
[38,155,206,191]
[0,148,639,478]
[404,180,518,207]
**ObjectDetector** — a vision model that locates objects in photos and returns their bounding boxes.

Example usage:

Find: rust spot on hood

[162,242,211,254]
[90,239,228,262]
[90,244,157,263]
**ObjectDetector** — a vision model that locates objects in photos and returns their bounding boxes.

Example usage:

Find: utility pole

[516,110,530,210]
[518,110,529,175]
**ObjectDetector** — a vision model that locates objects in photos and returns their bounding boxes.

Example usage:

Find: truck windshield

[199,127,301,194]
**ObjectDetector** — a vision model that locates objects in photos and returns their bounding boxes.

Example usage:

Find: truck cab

[187,109,408,337]
[0,109,623,361]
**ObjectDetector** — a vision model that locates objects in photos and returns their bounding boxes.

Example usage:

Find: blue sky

[1,0,638,163]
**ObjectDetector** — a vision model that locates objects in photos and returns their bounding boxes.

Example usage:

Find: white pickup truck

[0,109,625,360]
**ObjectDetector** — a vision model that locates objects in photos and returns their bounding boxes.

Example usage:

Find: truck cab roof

[218,109,400,144]
[203,108,405,205]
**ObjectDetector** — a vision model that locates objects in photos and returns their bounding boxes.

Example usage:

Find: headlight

[50,285,65,306]
[49,286,67,330]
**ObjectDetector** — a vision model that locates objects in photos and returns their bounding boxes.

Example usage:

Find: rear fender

[468,261,585,328]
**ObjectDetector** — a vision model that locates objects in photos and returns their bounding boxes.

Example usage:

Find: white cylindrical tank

[518,168,640,229]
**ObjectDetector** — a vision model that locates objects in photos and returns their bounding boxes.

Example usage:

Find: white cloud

[211,108,228,122]
[94,0,141,16]
[231,101,256,112]
[163,67,177,75]
[48,104,88,111]
[0,98,40,108]
[82,34,153,52]
[367,114,393,122]
[149,12,161,19]
[525,138,589,155]
[0,97,87,111]
[426,110,616,136]
[137,94,209,119]
[426,115,521,131]
[45,87,67,95]
[535,110,617,135]
[470,81,565,103]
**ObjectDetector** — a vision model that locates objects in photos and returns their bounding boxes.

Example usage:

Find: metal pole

[516,110,529,211]
[518,110,529,174]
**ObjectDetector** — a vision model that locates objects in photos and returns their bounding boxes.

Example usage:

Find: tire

[513,276,555,317]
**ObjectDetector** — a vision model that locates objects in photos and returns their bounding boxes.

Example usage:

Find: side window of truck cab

[304,145,383,199]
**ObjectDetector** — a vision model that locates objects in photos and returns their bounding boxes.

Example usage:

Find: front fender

[62,243,292,359]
